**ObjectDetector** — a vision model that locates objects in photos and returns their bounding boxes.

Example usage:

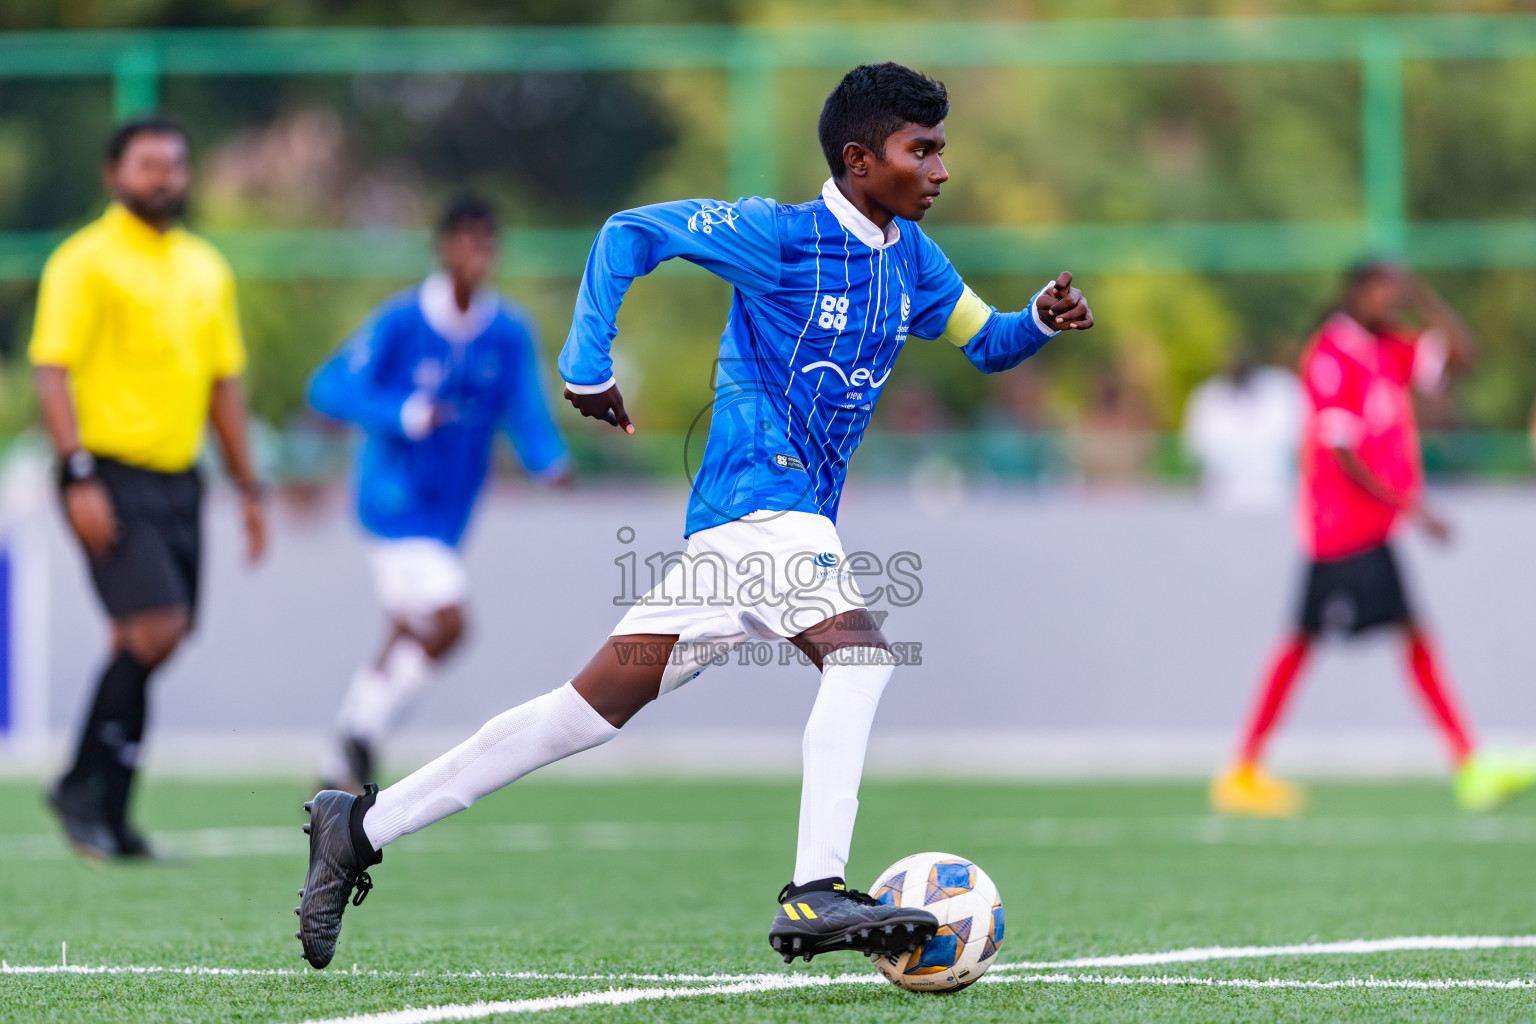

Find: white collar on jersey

[419,272,499,343]
[1325,312,1381,367]
[820,178,901,250]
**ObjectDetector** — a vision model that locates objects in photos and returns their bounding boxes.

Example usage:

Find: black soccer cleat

[296,785,382,969]
[768,878,938,964]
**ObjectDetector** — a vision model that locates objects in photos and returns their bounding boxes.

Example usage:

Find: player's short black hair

[438,193,498,236]
[106,115,188,165]
[1345,258,1404,292]
[818,62,949,179]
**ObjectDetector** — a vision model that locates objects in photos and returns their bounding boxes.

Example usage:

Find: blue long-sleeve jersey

[310,278,570,547]
[560,179,1061,537]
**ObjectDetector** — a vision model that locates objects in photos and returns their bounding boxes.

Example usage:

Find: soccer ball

[867,852,1003,993]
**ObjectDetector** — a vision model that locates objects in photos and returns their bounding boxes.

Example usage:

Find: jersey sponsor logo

[817,294,849,331]
[799,359,893,389]
[687,205,739,235]
[772,452,806,472]
[896,291,911,342]
[813,552,839,568]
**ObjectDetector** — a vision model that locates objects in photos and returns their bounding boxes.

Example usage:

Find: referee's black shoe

[115,823,172,862]
[46,782,118,861]
[769,877,938,963]
[296,785,382,969]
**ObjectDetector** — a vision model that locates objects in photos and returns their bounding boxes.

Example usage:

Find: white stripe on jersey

[783,210,825,443]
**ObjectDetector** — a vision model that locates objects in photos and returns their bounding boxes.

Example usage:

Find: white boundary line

[9,932,1536,982]
[285,971,1536,1024]
[291,976,849,1024]
[997,934,1536,970]
[1009,974,1536,990]
[9,934,1536,1024]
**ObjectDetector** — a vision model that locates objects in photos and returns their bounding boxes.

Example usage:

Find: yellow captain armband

[920,285,993,348]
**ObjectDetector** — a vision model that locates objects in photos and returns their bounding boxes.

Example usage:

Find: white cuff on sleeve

[1030,282,1063,338]
[400,391,435,441]
[563,377,616,395]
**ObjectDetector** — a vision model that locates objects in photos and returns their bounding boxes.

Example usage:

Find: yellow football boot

[1454,750,1536,813]
[1209,763,1304,818]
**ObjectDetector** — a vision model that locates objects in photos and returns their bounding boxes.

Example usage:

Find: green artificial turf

[2,778,1535,1022]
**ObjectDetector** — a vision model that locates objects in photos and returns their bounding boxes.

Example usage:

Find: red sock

[1238,635,1312,766]
[1405,631,1475,764]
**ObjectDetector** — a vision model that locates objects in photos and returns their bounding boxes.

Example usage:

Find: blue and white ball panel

[868,851,1004,992]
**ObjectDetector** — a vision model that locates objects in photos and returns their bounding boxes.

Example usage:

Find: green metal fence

[1,16,1534,281]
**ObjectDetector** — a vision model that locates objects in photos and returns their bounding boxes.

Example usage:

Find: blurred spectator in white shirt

[1183,350,1303,513]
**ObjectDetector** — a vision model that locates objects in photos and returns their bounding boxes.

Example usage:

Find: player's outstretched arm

[308,315,437,440]
[558,197,782,433]
[1406,272,1475,371]
[938,271,1093,375]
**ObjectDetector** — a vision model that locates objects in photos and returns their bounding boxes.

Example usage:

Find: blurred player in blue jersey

[296,63,1092,969]
[307,195,571,794]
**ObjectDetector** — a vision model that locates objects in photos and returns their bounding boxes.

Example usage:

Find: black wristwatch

[58,449,96,489]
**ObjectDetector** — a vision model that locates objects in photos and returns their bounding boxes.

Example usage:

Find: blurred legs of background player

[322,541,465,792]
[1213,264,1536,817]
[1214,548,1520,816]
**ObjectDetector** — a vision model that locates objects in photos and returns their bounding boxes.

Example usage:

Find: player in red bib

[1212,263,1536,815]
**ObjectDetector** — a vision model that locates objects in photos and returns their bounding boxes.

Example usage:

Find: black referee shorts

[78,457,203,622]
[1296,543,1414,637]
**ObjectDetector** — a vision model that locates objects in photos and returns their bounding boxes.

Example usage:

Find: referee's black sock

[60,651,152,831]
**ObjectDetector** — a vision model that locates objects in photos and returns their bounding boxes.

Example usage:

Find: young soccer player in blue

[296,62,1092,969]
[307,195,571,793]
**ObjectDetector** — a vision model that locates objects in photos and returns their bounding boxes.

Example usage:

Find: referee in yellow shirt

[29,116,268,859]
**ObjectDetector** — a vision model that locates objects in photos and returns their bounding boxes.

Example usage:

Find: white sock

[337,637,433,746]
[363,681,618,850]
[792,647,894,886]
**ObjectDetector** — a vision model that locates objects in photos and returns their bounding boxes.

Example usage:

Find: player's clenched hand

[564,384,635,434]
[64,479,118,559]
[1415,504,1453,545]
[1036,271,1093,331]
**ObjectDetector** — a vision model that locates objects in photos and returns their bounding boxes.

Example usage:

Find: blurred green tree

[1,0,1534,460]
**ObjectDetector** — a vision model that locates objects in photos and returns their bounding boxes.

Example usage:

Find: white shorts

[367,538,469,625]
[610,511,866,694]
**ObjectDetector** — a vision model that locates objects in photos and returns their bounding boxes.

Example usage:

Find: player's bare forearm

[1408,275,1475,368]
[210,377,269,563]
[33,365,83,457]
[1034,271,1094,331]
[1334,446,1411,510]
[210,378,260,491]
[36,365,119,555]
[1334,445,1448,540]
